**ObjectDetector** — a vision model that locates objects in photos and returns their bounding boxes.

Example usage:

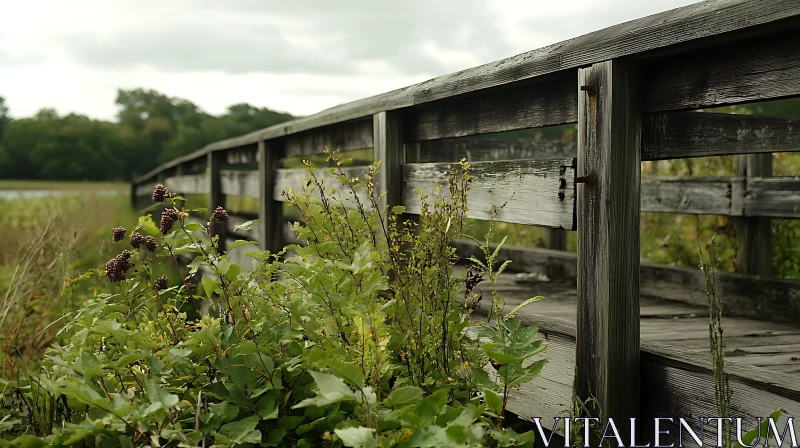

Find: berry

[184,281,196,291]
[155,276,169,290]
[112,226,126,242]
[160,209,180,234]
[105,251,133,283]
[143,236,158,252]
[130,232,145,249]
[152,184,169,202]
[213,206,229,223]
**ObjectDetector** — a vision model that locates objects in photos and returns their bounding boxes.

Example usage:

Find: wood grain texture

[285,118,374,157]
[745,176,800,218]
[135,174,208,197]
[642,112,800,160]
[402,159,576,229]
[576,61,641,431]
[134,0,800,185]
[644,29,800,113]
[408,138,576,163]
[453,239,800,324]
[641,177,731,215]
[406,73,576,141]
[373,112,404,214]
[225,144,258,165]
[258,140,285,253]
[736,154,773,276]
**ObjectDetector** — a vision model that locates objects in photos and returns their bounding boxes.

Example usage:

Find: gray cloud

[45,0,513,78]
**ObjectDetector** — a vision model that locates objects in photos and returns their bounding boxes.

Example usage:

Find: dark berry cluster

[152,184,169,202]
[112,226,127,242]
[184,281,196,291]
[144,236,158,252]
[105,250,133,283]
[155,275,169,290]
[129,232,145,248]
[213,206,229,223]
[160,209,180,234]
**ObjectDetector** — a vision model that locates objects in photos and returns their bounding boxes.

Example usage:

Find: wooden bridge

[132,0,800,443]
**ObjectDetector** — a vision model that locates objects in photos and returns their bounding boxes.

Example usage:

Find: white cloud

[0,0,700,121]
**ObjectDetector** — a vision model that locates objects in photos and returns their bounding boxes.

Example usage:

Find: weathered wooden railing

[132,0,800,441]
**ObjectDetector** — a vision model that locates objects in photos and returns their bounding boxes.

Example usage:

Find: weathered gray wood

[134,0,800,185]
[219,170,260,199]
[225,144,258,165]
[285,118,373,157]
[258,140,285,253]
[641,177,732,215]
[373,112,404,215]
[135,174,207,198]
[406,73,576,141]
[403,159,576,229]
[408,138,577,163]
[543,229,567,251]
[645,29,800,113]
[209,151,227,251]
[453,239,800,324]
[576,61,641,433]
[643,112,800,160]
[745,176,800,218]
[273,166,373,211]
[736,154,773,277]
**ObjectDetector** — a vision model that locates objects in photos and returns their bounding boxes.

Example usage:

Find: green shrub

[0,154,547,447]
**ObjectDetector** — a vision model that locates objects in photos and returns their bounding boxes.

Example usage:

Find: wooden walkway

[486,272,800,374]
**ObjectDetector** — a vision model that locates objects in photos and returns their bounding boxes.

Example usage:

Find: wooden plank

[737,154,773,276]
[642,112,800,160]
[273,166,373,211]
[134,0,800,184]
[373,112,404,214]
[135,174,208,198]
[209,151,227,251]
[641,177,731,215]
[745,176,800,218]
[402,159,576,229]
[576,61,641,432]
[284,118,373,157]
[645,29,800,113]
[408,138,576,163]
[452,240,800,324]
[225,143,258,165]
[406,73,576,141]
[258,140,285,253]
[219,170,260,199]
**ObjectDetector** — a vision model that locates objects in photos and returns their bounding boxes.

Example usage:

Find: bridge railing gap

[130,0,800,443]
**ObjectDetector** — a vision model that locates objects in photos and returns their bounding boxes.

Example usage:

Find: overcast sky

[0,0,700,121]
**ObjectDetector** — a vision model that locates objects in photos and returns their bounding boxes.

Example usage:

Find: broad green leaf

[202,277,219,299]
[228,240,258,251]
[293,371,358,408]
[218,415,262,444]
[233,219,259,233]
[484,389,503,415]
[334,427,376,448]
[386,386,424,407]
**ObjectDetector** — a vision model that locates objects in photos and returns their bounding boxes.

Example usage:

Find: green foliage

[0,154,547,446]
[0,90,294,181]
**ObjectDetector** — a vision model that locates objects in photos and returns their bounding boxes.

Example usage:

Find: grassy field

[0,179,129,192]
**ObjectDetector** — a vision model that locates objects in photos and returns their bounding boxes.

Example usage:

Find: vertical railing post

[576,60,641,439]
[736,153,772,276]
[209,150,227,251]
[373,112,404,217]
[543,228,568,251]
[258,140,285,254]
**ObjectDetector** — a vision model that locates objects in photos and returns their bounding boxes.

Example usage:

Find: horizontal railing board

[743,177,800,218]
[405,73,577,142]
[135,174,208,198]
[403,159,577,230]
[273,166,374,211]
[220,170,260,199]
[225,143,259,165]
[452,240,800,324]
[642,112,800,160]
[641,176,732,215]
[644,29,800,113]
[134,0,800,185]
[284,118,374,157]
[408,139,577,163]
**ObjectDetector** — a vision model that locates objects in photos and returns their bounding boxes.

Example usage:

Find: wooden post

[258,140,285,253]
[736,153,772,276]
[543,229,568,251]
[576,60,641,437]
[209,150,227,251]
[373,112,404,215]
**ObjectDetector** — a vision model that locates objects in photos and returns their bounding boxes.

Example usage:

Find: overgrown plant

[0,151,547,447]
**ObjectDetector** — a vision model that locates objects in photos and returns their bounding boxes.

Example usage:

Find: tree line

[0,89,295,181]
